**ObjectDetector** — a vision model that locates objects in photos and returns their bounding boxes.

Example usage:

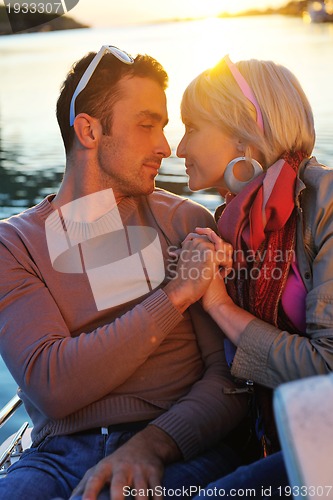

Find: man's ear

[73,113,102,149]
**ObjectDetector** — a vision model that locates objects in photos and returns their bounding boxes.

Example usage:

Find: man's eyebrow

[136,110,169,127]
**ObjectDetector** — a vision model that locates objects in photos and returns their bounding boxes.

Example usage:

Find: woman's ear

[236,139,246,154]
[73,113,102,149]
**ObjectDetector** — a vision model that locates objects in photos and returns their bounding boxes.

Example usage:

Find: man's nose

[156,133,171,158]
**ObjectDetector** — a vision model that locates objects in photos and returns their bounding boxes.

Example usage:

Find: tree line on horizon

[0,5,88,35]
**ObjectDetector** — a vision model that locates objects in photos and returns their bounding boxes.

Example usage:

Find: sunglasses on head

[69,45,134,126]
[223,54,264,133]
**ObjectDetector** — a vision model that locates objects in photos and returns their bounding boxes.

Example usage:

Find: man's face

[98,76,171,198]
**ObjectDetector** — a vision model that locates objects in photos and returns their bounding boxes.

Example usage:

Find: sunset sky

[70,0,287,27]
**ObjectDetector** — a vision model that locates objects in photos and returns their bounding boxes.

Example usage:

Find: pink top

[281,259,307,332]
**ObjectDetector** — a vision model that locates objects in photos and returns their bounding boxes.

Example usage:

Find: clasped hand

[182,227,233,277]
[165,227,233,312]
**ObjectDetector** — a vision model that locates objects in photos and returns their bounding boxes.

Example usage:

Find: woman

[176,55,333,497]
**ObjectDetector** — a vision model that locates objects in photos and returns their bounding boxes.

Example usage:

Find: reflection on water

[1,16,332,219]
[0,140,64,218]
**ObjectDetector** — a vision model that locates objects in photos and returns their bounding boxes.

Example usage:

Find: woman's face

[176,116,239,193]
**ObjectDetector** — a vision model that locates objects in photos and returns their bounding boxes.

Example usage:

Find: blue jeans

[0,429,241,500]
[193,451,289,499]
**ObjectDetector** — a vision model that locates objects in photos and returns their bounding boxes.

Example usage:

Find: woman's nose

[176,137,186,158]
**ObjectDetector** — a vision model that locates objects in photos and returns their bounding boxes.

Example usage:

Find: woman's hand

[194,228,254,346]
[201,266,234,314]
[193,227,233,278]
[192,227,234,310]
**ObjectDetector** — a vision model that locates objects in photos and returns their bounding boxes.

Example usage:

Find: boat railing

[0,394,30,476]
[0,394,22,429]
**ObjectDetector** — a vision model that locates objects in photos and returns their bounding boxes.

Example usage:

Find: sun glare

[182,0,230,18]
[173,0,260,19]
[167,0,286,22]
[207,0,242,15]
[72,0,283,28]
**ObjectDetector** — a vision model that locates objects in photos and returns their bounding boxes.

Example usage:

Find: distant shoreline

[0,0,308,36]
[218,0,307,19]
[148,1,307,25]
[0,6,89,36]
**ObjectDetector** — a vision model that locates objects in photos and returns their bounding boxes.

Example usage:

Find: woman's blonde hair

[180,58,315,167]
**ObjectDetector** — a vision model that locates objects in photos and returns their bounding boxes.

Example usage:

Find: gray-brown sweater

[0,188,246,459]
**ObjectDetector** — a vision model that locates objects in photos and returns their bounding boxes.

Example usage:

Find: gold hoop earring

[224,156,263,194]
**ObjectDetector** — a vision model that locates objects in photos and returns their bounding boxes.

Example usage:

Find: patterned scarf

[217,151,307,330]
[217,151,308,455]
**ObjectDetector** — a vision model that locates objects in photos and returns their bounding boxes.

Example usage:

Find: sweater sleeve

[0,232,183,420]
[151,302,248,460]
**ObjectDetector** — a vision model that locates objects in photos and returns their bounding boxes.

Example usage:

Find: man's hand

[164,232,219,313]
[70,425,181,500]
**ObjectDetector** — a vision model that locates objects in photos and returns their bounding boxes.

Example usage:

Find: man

[0,46,247,500]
